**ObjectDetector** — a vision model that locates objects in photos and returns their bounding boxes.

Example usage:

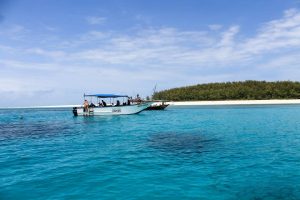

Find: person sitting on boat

[98,102,103,107]
[136,94,142,104]
[102,100,107,107]
[89,102,95,107]
[116,100,120,106]
[83,100,89,112]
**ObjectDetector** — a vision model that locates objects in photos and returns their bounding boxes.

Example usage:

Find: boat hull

[146,104,169,110]
[145,102,169,110]
[73,102,152,116]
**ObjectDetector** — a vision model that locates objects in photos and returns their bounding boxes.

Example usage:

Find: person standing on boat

[83,100,89,113]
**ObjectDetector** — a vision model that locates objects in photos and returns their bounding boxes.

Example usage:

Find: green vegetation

[153,81,300,101]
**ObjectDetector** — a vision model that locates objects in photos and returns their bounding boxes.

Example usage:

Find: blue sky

[1,0,300,106]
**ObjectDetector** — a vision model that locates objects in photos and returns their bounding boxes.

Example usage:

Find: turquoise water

[1,105,300,200]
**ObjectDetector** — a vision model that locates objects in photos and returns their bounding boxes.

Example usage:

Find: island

[153,81,300,101]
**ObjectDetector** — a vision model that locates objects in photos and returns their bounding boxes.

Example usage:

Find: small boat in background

[146,101,169,110]
[144,84,169,110]
[73,94,152,116]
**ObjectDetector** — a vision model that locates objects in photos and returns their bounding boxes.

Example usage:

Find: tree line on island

[152,81,300,101]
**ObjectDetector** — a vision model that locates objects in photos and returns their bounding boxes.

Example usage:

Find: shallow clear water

[0,105,300,200]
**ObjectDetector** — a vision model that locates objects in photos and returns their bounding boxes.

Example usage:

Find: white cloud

[0,79,24,93]
[86,16,106,25]
[43,25,57,32]
[135,14,152,24]
[8,24,25,33]
[26,48,66,58]
[208,24,223,31]
[0,44,15,53]
[0,24,29,41]
[219,25,239,47]
[240,9,300,55]
[259,53,300,70]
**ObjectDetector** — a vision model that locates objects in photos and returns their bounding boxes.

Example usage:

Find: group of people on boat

[82,94,143,112]
[82,98,138,112]
[83,99,111,111]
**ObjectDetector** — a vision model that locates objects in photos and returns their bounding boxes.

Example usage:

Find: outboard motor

[73,107,78,116]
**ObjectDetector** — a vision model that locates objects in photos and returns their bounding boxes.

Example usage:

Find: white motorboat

[73,94,152,116]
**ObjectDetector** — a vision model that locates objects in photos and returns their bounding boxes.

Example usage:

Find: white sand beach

[1,99,300,109]
[0,105,81,109]
[168,99,300,106]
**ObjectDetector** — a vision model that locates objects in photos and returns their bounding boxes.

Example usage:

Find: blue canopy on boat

[84,94,128,98]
